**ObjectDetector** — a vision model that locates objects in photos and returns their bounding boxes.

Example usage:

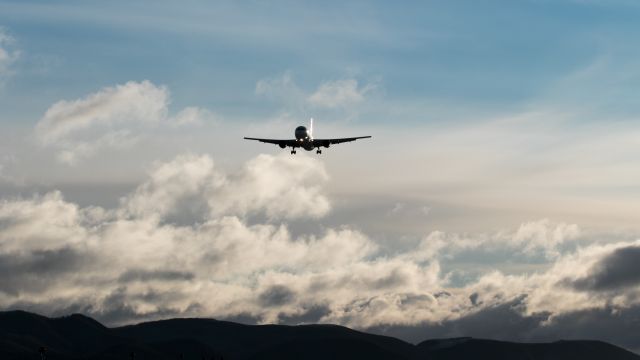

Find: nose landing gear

[290,149,297,154]
[316,149,322,154]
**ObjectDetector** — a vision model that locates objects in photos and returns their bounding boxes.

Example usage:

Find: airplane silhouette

[244,119,371,154]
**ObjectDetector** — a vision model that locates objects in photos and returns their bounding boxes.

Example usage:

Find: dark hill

[114,319,414,359]
[0,310,638,360]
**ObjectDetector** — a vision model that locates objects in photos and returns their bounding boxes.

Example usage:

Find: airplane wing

[244,137,298,147]
[313,136,372,147]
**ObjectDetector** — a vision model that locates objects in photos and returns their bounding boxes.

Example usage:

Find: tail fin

[310,118,314,138]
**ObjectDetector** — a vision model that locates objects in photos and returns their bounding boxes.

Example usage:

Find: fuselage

[243,119,369,155]
[294,125,315,151]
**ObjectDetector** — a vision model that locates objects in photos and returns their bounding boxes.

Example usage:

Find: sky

[3,0,640,353]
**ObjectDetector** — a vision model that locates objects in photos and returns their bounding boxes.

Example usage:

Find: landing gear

[316,149,322,154]
[290,150,297,154]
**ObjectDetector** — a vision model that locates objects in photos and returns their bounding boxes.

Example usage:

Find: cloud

[512,220,580,259]
[171,106,216,127]
[121,153,218,221]
[36,81,168,145]
[1,152,640,352]
[259,285,296,307]
[122,153,330,221]
[0,247,87,296]
[34,81,215,164]
[307,79,375,108]
[255,72,376,111]
[0,153,349,324]
[0,28,19,81]
[0,191,90,252]
[118,269,195,283]
[368,302,640,353]
[409,219,581,263]
[571,245,640,292]
[255,71,304,102]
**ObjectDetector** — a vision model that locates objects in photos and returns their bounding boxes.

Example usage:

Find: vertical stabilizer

[310,118,314,138]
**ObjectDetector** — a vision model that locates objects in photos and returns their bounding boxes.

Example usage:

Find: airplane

[244,119,371,154]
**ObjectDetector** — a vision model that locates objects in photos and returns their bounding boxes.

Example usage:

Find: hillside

[0,310,637,360]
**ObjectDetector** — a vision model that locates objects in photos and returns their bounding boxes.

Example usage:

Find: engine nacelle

[279,143,286,149]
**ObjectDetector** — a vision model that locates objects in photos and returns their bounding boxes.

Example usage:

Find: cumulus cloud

[121,153,330,221]
[2,152,640,351]
[0,153,346,322]
[34,81,215,164]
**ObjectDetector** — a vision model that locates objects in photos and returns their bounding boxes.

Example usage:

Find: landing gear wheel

[291,150,296,154]
[316,149,322,154]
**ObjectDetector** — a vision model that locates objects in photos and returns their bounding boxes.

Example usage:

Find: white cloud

[0,191,89,252]
[36,81,168,145]
[34,81,215,164]
[122,153,219,221]
[1,152,640,351]
[307,79,375,108]
[122,153,330,222]
[410,219,581,263]
[512,219,580,259]
[210,154,330,219]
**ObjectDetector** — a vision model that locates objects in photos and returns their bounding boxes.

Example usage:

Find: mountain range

[1,310,638,359]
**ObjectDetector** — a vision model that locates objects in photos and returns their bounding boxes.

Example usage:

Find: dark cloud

[571,246,640,292]
[87,287,200,326]
[219,313,263,325]
[367,295,549,343]
[366,297,640,353]
[0,247,87,295]
[0,247,84,274]
[4,299,96,318]
[469,293,480,306]
[528,306,640,353]
[278,304,331,324]
[118,269,195,283]
[259,285,296,307]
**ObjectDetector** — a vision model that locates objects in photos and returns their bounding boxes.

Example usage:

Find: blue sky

[4,0,640,353]
[3,0,640,122]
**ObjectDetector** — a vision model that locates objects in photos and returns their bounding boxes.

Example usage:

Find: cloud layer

[2,152,640,352]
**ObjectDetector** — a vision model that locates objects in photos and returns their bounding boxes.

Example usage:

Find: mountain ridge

[0,310,637,359]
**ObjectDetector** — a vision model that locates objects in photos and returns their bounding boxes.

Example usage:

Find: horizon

[2,0,640,355]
